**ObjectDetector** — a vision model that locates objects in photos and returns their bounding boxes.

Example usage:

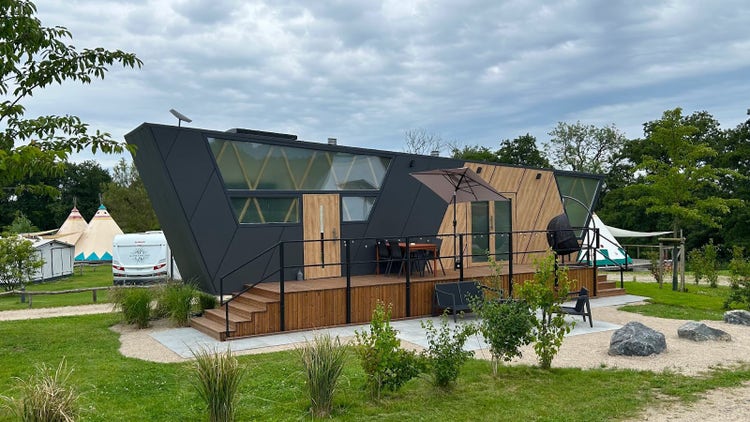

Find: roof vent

[430,150,440,157]
[327,137,337,145]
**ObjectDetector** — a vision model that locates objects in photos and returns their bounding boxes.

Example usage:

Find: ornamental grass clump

[1,358,80,422]
[420,316,476,388]
[190,347,244,422]
[157,281,197,327]
[298,333,348,417]
[111,286,153,328]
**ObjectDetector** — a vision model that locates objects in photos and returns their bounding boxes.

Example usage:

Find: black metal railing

[216,227,607,339]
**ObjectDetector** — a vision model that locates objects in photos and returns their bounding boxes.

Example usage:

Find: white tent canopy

[606,226,672,238]
[579,214,672,267]
[74,204,123,261]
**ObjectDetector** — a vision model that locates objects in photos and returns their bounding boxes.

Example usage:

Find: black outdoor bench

[433,280,484,322]
[557,287,593,327]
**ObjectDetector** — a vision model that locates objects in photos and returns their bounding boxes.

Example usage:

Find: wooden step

[203,308,248,325]
[245,284,280,300]
[597,280,617,290]
[233,292,277,308]
[190,316,236,341]
[595,287,627,298]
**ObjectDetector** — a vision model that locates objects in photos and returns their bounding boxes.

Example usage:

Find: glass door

[471,200,512,264]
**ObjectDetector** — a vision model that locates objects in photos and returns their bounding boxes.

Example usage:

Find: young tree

[623,108,741,235]
[0,235,44,291]
[1,1,141,197]
[4,211,38,234]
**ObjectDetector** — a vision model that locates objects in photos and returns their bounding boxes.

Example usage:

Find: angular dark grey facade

[126,123,602,295]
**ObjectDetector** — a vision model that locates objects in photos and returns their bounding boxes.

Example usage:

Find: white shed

[32,239,75,282]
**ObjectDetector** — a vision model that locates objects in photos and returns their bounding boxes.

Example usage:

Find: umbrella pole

[452,194,459,269]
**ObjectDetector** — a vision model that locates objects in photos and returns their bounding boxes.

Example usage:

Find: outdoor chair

[425,237,446,275]
[390,242,426,277]
[376,239,392,275]
[433,280,484,321]
[558,287,593,327]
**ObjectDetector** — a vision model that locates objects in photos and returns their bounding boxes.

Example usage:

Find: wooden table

[398,242,437,277]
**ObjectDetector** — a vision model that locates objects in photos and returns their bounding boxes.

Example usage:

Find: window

[230,197,299,224]
[341,196,376,222]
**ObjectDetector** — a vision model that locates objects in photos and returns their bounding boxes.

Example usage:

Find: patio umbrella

[410,167,508,262]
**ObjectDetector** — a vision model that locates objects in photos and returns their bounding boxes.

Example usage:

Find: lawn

[1,313,750,421]
[619,281,739,320]
[0,265,114,311]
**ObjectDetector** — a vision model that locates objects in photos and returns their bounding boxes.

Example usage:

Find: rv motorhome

[112,231,180,284]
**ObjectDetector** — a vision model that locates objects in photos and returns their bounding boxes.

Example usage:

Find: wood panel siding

[190,264,609,340]
[303,194,341,279]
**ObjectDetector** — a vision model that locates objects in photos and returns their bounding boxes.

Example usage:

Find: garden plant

[190,347,244,422]
[298,333,348,417]
[420,315,476,388]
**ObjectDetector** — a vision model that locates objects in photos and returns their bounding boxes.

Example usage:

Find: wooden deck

[190,263,625,341]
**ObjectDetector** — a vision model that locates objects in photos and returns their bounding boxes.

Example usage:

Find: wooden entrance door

[303,194,341,279]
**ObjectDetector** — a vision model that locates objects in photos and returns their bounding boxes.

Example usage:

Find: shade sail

[410,167,508,204]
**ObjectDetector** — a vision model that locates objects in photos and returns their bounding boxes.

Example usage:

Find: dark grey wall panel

[189,173,237,286]
[150,125,178,160]
[165,131,216,218]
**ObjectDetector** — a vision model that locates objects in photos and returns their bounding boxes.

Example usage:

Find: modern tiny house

[125,124,603,297]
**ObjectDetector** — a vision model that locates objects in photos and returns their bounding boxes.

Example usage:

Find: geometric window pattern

[555,173,602,235]
[230,197,299,224]
[342,196,376,222]
[209,137,391,191]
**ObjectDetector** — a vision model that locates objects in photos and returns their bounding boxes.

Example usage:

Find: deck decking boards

[190,264,617,341]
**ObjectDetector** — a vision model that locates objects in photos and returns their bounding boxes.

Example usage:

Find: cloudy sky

[26,0,750,167]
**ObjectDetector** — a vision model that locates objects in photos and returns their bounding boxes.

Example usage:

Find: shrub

[517,252,572,369]
[111,286,153,328]
[472,256,534,376]
[298,333,348,417]
[354,301,421,399]
[420,316,476,388]
[475,299,534,376]
[191,348,244,422]
[691,240,719,288]
[157,281,197,327]
[1,358,80,422]
[198,292,218,313]
[725,247,750,309]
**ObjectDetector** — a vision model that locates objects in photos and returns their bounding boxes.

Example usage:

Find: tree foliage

[103,159,159,233]
[0,234,44,291]
[544,121,627,174]
[620,108,741,234]
[0,0,141,198]
[452,134,550,167]
[404,128,444,155]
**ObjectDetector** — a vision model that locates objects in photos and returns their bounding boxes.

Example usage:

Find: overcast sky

[26,0,750,168]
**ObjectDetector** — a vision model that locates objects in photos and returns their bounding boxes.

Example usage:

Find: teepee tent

[74,204,123,261]
[52,206,89,245]
[578,213,632,267]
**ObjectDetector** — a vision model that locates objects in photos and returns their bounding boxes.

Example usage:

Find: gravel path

[2,299,749,420]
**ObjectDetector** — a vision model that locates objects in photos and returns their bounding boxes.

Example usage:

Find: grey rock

[724,310,750,326]
[609,321,667,356]
[677,321,732,342]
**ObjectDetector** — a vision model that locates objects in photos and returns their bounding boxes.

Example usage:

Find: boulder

[609,321,667,356]
[724,310,750,326]
[677,321,731,342]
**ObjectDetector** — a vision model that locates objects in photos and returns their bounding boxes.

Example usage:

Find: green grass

[1,313,750,421]
[619,281,735,320]
[0,266,114,311]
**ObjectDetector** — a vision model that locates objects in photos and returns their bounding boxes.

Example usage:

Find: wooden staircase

[190,285,280,341]
[595,273,626,297]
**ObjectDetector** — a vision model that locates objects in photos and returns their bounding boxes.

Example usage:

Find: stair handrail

[219,241,283,339]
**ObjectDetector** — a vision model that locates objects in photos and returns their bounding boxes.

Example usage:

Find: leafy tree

[103,159,159,232]
[0,0,141,208]
[452,134,550,168]
[622,108,741,235]
[0,234,44,291]
[4,211,38,233]
[496,134,550,168]
[544,121,628,174]
[451,145,499,162]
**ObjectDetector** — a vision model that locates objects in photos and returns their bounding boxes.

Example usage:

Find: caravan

[112,231,180,284]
